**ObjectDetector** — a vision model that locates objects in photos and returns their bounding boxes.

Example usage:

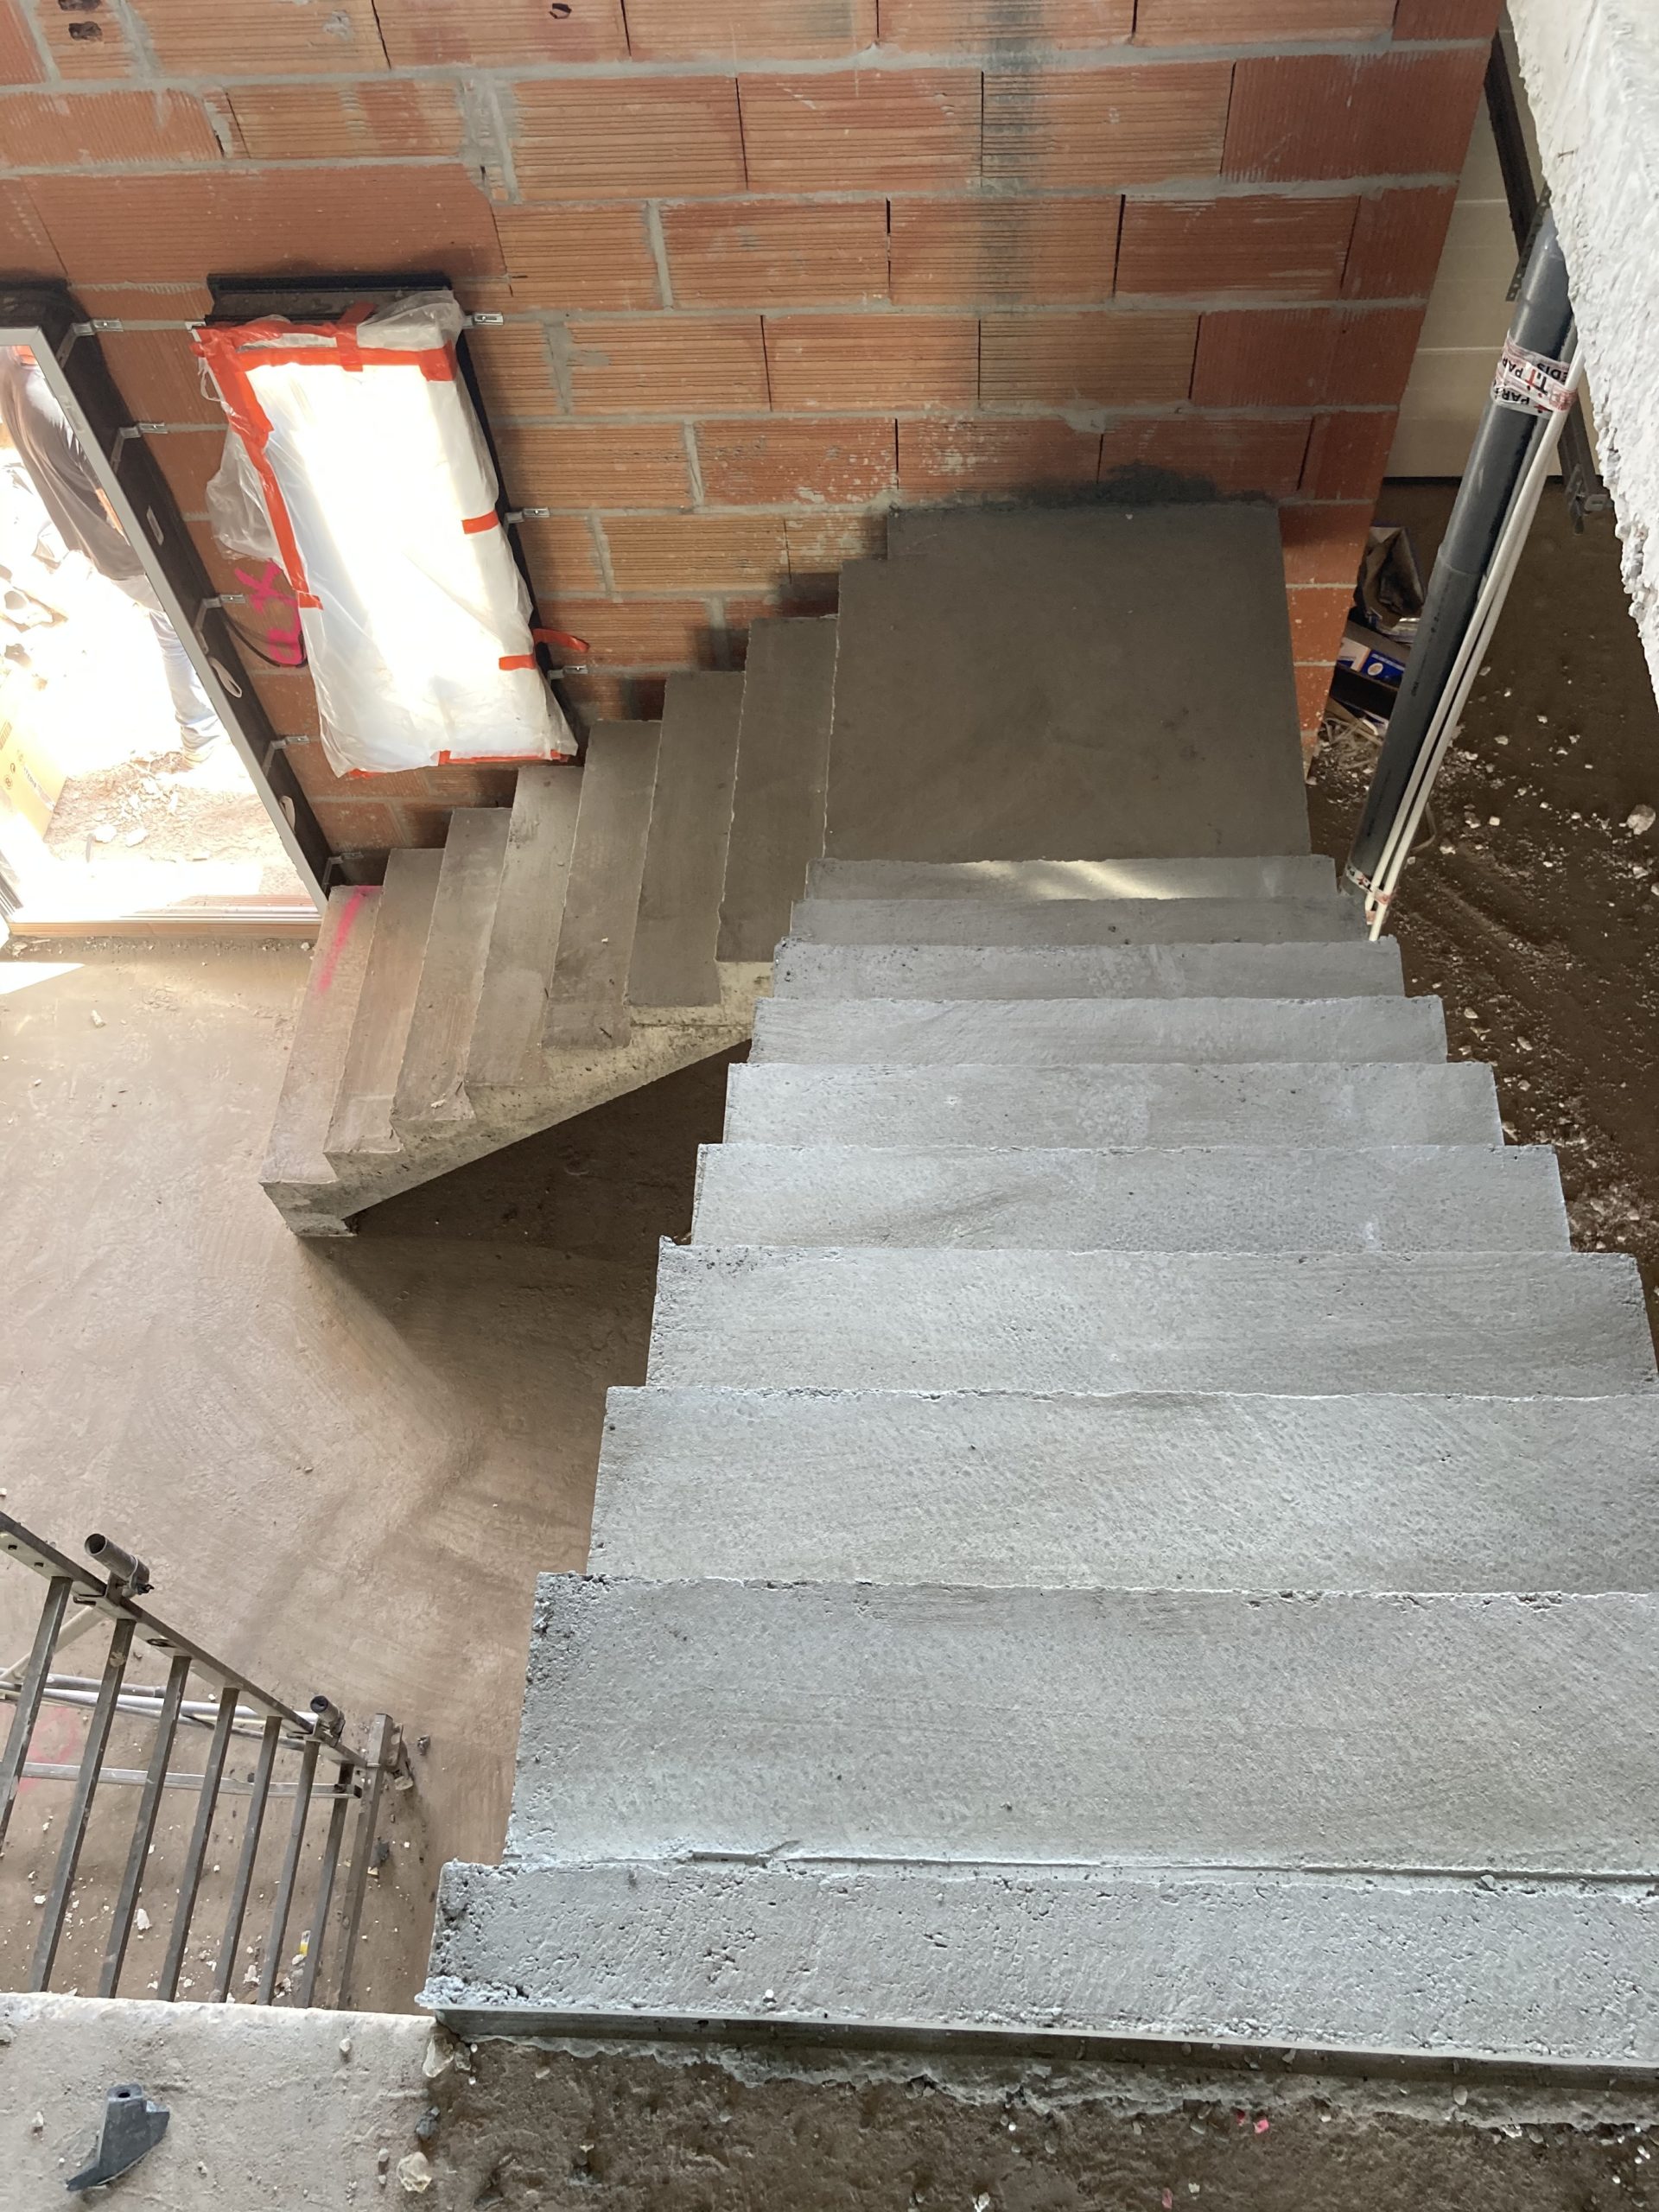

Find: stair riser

[788,896,1364,946]
[724,1063,1503,1149]
[647,1247,1656,1396]
[772,940,1402,1001]
[506,1577,1659,1872]
[689,1143,1568,1254]
[753,996,1449,1066]
[806,855,1337,902]
[594,1386,1659,1592]
[427,1856,1659,2069]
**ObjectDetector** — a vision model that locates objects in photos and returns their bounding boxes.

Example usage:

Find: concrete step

[392,807,511,1136]
[772,940,1402,1002]
[789,894,1363,945]
[593,1386,1659,1592]
[504,1576,1659,1873]
[630,672,743,1009]
[426,1853,1659,2069]
[467,764,582,1094]
[825,505,1308,863]
[323,849,442,1162]
[717,616,836,963]
[807,855,1338,902]
[647,1245,1656,1395]
[725,1061,1503,1149]
[543,721,661,1052]
[753,995,1448,1067]
[259,883,380,1235]
[690,1143,1569,1254]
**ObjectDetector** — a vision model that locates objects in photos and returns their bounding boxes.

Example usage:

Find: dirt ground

[1308,480,1659,1333]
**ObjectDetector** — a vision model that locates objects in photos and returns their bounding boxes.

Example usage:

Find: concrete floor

[0,939,733,2007]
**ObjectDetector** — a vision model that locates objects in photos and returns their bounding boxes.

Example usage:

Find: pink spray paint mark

[315,887,372,994]
[235,559,305,667]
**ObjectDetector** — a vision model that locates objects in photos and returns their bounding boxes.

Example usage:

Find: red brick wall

[0,0,1497,857]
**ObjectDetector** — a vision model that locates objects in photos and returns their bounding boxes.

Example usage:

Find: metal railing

[0,1511,407,2007]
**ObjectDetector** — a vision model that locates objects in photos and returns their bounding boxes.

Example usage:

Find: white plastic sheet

[196,292,575,776]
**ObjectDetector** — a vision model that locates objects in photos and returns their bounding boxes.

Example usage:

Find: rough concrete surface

[807,854,1338,900]
[505,1579,1659,1872]
[647,1243,1656,1395]
[751,993,1447,1065]
[690,1141,1569,1252]
[770,938,1402,1001]
[0,941,734,2006]
[826,506,1310,862]
[788,894,1364,946]
[429,1854,1659,2070]
[1,1992,433,2208]
[723,1059,1505,1149]
[1512,0,1659,698]
[591,1387,1659,1592]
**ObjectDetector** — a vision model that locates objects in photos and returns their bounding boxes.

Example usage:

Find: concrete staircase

[261,629,833,1235]
[262,503,1312,1235]
[423,839,1659,2069]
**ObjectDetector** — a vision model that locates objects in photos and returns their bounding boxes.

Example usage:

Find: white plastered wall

[1509,0,1659,706]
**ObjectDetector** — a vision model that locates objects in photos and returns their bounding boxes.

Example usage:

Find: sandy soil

[1308,482,1659,1334]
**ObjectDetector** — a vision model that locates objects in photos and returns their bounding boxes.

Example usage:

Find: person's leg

[113,569,226,758]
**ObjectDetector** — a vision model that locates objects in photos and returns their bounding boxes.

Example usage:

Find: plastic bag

[194,291,575,776]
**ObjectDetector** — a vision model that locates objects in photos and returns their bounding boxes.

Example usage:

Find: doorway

[0,335,320,934]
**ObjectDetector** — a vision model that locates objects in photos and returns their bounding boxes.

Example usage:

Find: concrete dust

[1309,483,1659,1334]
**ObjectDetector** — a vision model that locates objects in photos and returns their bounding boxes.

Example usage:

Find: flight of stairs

[261,619,836,1236]
[423,850,1659,2069]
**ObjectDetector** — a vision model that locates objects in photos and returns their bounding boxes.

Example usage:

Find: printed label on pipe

[1491,339,1574,416]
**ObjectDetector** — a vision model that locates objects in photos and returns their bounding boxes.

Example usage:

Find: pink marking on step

[315,887,372,994]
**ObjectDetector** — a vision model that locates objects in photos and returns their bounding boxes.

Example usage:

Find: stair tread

[427,1854,1659,2069]
[717,616,836,963]
[789,894,1365,945]
[594,1385,1659,1591]
[648,1243,1656,1395]
[260,883,380,1212]
[772,939,1402,1001]
[323,849,442,1161]
[393,807,511,1134]
[826,506,1307,863]
[505,1576,1659,1872]
[630,672,744,1008]
[724,1060,1503,1147]
[544,721,661,1052]
[467,764,582,1094]
[806,855,1336,901]
[690,1141,1568,1253]
[753,995,1448,1065]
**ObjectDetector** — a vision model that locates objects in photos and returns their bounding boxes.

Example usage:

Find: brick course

[16,0,1489,855]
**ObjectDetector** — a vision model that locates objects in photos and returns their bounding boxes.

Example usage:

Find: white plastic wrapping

[195,292,575,776]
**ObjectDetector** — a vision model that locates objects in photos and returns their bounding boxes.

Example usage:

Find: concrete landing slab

[788,895,1363,945]
[689,1142,1569,1253]
[505,1578,1659,1872]
[808,855,1337,901]
[825,506,1308,862]
[724,1061,1504,1149]
[427,1854,1659,2069]
[771,940,1402,1001]
[647,1244,1656,1395]
[592,1386,1659,1592]
[752,995,1448,1066]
